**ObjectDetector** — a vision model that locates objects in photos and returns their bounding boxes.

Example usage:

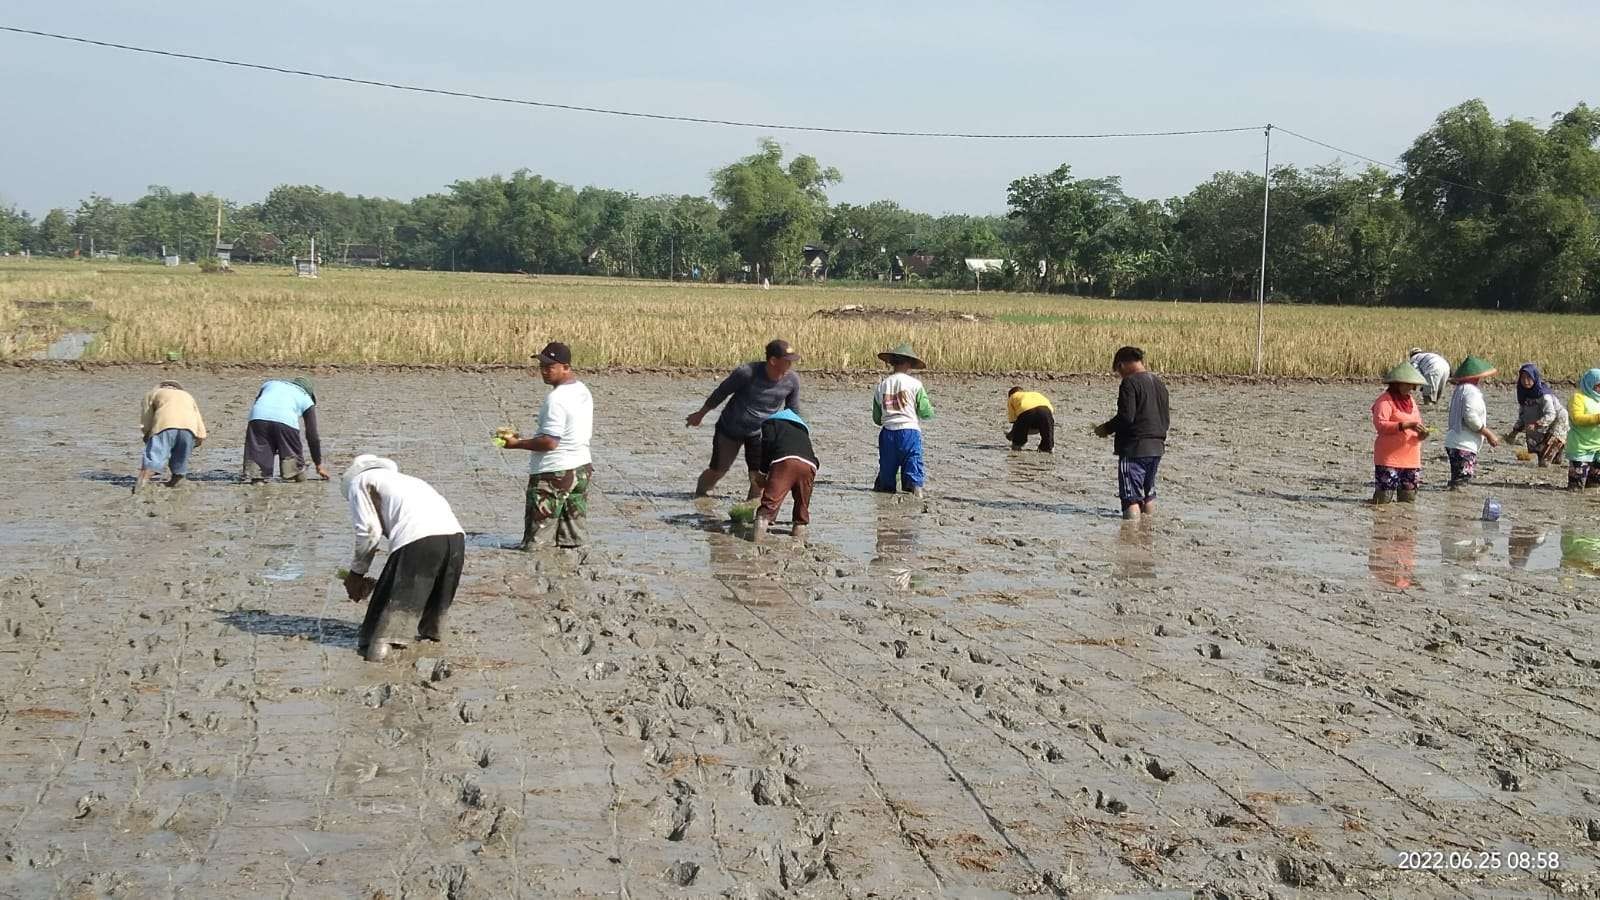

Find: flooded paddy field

[2,368,1598,898]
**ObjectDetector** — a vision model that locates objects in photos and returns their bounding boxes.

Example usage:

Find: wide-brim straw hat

[1451,355,1497,381]
[877,343,925,369]
[1383,362,1426,386]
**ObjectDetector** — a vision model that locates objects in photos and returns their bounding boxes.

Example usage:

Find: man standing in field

[1409,348,1451,406]
[686,339,802,499]
[136,380,207,492]
[501,342,595,549]
[243,376,328,483]
[1094,346,1170,520]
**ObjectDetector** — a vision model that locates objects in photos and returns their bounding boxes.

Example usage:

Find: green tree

[35,208,73,254]
[0,203,32,254]
[712,139,839,281]
[1005,165,1126,292]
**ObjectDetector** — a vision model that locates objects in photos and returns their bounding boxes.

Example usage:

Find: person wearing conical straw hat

[1371,362,1430,504]
[1564,368,1600,492]
[872,343,934,498]
[1443,355,1501,489]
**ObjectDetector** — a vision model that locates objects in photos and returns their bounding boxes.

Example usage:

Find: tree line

[2,99,1596,311]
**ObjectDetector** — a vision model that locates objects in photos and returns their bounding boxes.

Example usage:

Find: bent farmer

[754,409,819,543]
[1409,348,1450,406]
[340,455,465,662]
[687,339,801,499]
[1094,346,1170,520]
[244,377,328,483]
[137,380,207,492]
[1006,386,1055,453]
[502,342,594,549]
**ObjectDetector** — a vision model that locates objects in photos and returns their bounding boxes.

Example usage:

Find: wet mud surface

[2,369,1599,898]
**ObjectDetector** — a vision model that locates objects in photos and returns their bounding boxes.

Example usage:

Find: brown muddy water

[1,369,1598,898]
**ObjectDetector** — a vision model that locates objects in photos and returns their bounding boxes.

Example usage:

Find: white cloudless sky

[1,1,1595,216]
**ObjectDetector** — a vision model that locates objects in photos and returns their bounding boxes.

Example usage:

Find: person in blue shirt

[243,377,328,483]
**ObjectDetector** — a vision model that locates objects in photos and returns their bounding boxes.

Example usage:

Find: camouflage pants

[523,465,592,549]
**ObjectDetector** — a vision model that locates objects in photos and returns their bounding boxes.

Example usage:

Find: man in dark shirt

[1094,346,1170,520]
[686,339,802,499]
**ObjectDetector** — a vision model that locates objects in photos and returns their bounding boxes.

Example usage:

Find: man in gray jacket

[686,339,802,499]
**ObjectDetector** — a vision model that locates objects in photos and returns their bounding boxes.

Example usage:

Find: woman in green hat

[1443,356,1501,489]
[1371,362,1430,503]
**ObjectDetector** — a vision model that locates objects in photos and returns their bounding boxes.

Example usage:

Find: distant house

[341,243,383,266]
[802,245,829,280]
[231,233,282,262]
[214,241,234,266]
[903,252,936,278]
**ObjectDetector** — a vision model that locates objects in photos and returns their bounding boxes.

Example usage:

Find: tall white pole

[1254,124,1272,376]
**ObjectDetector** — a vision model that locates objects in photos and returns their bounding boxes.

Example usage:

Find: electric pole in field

[1253,124,1272,377]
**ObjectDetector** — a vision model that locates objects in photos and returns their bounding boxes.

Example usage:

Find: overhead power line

[1275,125,1522,201]
[0,25,1264,141]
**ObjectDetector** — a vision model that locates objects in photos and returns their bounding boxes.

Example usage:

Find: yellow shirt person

[1006,387,1056,453]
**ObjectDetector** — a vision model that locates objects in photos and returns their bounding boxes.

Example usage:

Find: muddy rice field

[2,368,1599,899]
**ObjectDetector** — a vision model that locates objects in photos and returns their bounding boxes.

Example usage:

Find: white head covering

[340,454,398,500]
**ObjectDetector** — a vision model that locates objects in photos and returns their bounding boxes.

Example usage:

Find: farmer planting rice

[1094,346,1170,520]
[135,380,207,493]
[1005,385,1055,453]
[1408,348,1451,406]
[753,409,818,542]
[1565,368,1600,492]
[339,455,465,662]
[243,376,328,483]
[872,343,934,497]
[1508,363,1569,467]
[500,342,594,549]
[1443,355,1500,489]
[686,339,801,499]
[1370,362,1429,504]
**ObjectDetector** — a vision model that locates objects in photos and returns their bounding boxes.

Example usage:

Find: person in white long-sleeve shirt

[1409,349,1451,406]
[340,455,465,661]
[1443,355,1501,489]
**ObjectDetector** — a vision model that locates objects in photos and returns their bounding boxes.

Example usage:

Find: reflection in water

[1368,507,1419,588]
[1560,528,1600,576]
[1114,520,1156,580]
[1509,525,1550,570]
[1438,499,1492,567]
[873,501,918,565]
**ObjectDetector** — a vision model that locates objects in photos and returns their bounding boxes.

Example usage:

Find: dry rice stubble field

[1,368,1598,897]
[5,259,1600,378]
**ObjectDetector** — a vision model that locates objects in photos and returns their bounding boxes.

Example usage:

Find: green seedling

[728,501,757,524]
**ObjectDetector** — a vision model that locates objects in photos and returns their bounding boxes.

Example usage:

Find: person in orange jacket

[1371,362,1430,503]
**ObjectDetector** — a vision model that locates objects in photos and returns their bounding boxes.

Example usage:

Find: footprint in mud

[651,780,695,841]
[663,860,700,887]
[748,767,798,807]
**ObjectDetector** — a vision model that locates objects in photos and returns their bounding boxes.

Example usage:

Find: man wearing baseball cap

[686,339,802,499]
[500,341,595,548]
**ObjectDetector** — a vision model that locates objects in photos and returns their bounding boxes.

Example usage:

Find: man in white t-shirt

[501,342,595,549]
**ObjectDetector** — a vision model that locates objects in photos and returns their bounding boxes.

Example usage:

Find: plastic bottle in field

[1482,498,1502,522]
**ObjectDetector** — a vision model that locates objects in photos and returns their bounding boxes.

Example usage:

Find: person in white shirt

[501,342,595,549]
[871,343,935,497]
[1443,355,1502,488]
[339,455,465,662]
[1409,349,1451,406]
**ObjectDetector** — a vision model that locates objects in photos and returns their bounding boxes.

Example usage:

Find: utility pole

[1253,124,1272,377]
[214,198,223,254]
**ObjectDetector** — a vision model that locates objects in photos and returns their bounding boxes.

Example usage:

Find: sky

[2,1,1597,217]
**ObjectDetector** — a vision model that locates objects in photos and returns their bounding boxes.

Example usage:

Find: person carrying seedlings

[1409,348,1451,406]
[1507,363,1569,467]
[872,343,934,497]
[1093,346,1170,520]
[753,409,819,542]
[500,342,594,549]
[687,339,802,500]
[1443,356,1500,489]
[1565,369,1600,492]
[1371,362,1429,504]
[339,455,465,662]
[1006,386,1055,453]
[136,380,207,493]
[243,376,328,483]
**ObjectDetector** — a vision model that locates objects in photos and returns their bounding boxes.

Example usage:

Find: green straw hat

[876,343,925,369]
[1450,356,1496,382]
[1382,362,1426,386]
